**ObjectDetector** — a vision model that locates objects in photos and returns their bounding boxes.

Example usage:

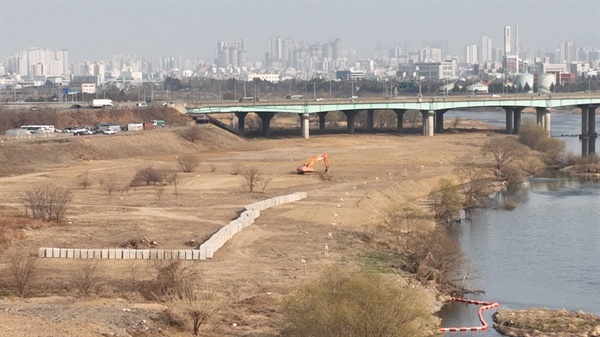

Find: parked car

[102,129,117,135]
[70,104,82,109]
[136,102,148,108]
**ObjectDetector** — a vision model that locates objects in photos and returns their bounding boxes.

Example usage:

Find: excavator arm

[297,154,329,174]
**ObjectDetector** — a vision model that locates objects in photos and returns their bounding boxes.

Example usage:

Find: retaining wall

[39,192,307,260]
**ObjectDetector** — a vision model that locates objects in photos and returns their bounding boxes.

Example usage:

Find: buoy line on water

[438,297,500,333]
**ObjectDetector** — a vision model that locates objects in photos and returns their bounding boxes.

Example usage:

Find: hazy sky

[1,0,599,62]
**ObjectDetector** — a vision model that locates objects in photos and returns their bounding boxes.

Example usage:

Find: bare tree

[241,167,262,192]
[155,187,165,201]
[428,178,462,224]
[21,184,73,222]
[166,172,182,196]
[452,117,462,129]
[7,254,39,298]
[77,171,92,189]
[72,260,100,295]
[130,167,164,186]
[177,155,200,173]
[454,162,490,211]
[258,176,273,192]
[178,125,203,143]
[481,138,528,171]
[380,207,430,252]
[104,178,118,195]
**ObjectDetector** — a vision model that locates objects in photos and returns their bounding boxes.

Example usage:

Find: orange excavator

[297,154,329,174]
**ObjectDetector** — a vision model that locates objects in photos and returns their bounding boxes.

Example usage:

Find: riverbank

[493,309,600,337]
[0,118,591,336]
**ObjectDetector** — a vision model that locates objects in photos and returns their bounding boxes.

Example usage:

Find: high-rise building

[464,44,478,65]
[559,41,575,63]
[481,35,492,63]
[332,39,342,60]
[504,26,512,56]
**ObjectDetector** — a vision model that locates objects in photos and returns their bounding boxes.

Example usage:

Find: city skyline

[1,0,599,62]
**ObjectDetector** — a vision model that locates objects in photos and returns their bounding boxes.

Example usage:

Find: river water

[437,110,600,336]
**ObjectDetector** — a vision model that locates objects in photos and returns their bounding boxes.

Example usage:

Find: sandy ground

[0,119,499,336]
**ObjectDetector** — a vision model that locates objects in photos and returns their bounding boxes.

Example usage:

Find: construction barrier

[438,297,500,333]
[39,192,307,261]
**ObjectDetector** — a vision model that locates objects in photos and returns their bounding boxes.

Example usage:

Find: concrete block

[91,249,99,258]
[192,250,200,260]
[108,249,116,259]
[66,249,74,258]
[122,249,130,259]
[80,250,88,259]
[129,250,137,259]
[52,248,60,257]
[73,249,81,259]
[101,249,109,259]
[199,247,206,260]
[178,250,186,259]
[114,249,123,259]
[60,249,67,258]
[142,250,150,259]
[135,250,143,259]
[38,248,46,258]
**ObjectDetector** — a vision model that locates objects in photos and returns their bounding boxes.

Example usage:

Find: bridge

[187,94,600,155]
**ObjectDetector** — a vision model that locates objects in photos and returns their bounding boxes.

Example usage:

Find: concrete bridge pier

[317,112,328,133]
[504,107,523,134]
[580,105,598,156]
[300,113,310,139]
[421,110,435,136]
[504,107,513,134]
[343,110,359,134]
[235,112,248,133]
[435,110,447,133]
[513,108,523,134]
[394,109,406,132]
[258,112,276,137]
[536,108,551,133]
[367,109,375,132]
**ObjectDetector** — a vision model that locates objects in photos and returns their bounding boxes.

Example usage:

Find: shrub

[177,155,200,173]
[7,254,39,298]
[130,167,164,186]
[21,184,73,222]
[71,260,100,296]
[178,125,203,143]
[280,267,436,337]
[482,137,528,171]
[77,171,92,189]
[573,154,600,173]
[241,167,262,192]
[428,179,462,224]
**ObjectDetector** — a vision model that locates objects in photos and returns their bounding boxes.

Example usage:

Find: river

[437,110,600,336]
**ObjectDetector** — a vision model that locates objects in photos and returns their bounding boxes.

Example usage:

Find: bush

[71,260,100,296]
[177,155,200,173]
[130,167,164,186]
[428,179,462,224]
[178,125,203,143]
[482,138,528,171]
[241,167,262,192]
[280,267,436,337]
[403,229,465,293]
[573,154,600,173]
[6,254,39,298]
[21,184,73,222]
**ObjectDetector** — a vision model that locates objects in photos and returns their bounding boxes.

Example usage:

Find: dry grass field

[0,115,500,336]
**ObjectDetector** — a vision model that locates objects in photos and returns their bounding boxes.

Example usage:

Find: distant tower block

[504,25,511,55]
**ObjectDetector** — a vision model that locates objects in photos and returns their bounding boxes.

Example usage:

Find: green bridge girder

[186,95,600,115]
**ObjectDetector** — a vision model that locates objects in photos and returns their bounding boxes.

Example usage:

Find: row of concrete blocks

[38,247,206,260]
[38,192,308,260]
[198,192,308,258]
